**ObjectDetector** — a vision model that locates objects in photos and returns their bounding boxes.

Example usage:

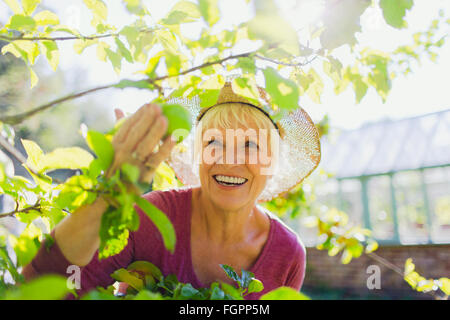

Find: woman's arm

[23,103,176,270]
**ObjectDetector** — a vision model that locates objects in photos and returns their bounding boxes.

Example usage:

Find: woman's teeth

[214,175,247,186]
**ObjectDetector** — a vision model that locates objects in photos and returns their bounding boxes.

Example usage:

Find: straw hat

[167,81,321,201]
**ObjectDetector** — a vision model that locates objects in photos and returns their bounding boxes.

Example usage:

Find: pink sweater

[23,188,306,299]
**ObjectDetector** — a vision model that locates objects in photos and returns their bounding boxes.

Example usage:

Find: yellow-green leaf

[83,0,108,25]
[7,14,36,32]
[260,287,310,300]
[22,0,41,15]
[73,38,97,54]
[438,278,450,296]
[39,147,94,173]
[29,66,38,88]
[33,10,59,26]
[40,40,59,71]
[21,139,43,170]
[198,0,220,27]
[4,275,70,300]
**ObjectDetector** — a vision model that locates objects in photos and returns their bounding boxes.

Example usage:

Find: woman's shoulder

[258,206,306,260]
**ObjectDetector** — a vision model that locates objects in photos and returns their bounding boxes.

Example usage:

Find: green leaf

[113,79,153,90]
[220,264,240,283]
[220,282,243,300]
[198,0,220,27]
[365,239,378,254]
[105,47,122,74]
[86,130,114,171]
[33,10,59,26]
[305,68,324,104]
[8,14,36,31]
[8,223,41,267]
[260,287,310,300]
[21,139,44,170]
[123,0,147,16]
[438,278,450,296]
[247,279,264,294]
[210,286,225,300]
[248,8,299,56]
[380,0,413,29]
[240,269,254,289]
[155,30,178,54]
[352,74,368,104]
[73,38,97,54]
[134,196,176,254]
[40,40,59,71]
[115,37,133,63]
[133,290,164,300]
[263,67,299,110]
[121,163,139,183]
[198,89,220,108]
[83,0,108,26]
[22,0,41,15]
[4,275,69,300]
[162,1,201,25]
[180,283,200,298]
[95,41,109,61]
[111,268,144,291]
[39,147,94,173]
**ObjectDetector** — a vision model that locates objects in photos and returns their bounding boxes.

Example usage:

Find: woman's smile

[212,174,249,189]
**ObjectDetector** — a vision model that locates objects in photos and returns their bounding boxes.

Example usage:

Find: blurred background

[0,0,449,299]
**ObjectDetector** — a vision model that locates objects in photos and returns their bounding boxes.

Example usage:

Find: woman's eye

[245,141,259,149]
[207,139,222,146]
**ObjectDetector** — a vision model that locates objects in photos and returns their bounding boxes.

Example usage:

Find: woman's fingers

[134,114,168,159]
[140,137,177,182]
[114,104,159,145]
[114,108,125,121]
[146,136,177,168]
[119,105,161,153]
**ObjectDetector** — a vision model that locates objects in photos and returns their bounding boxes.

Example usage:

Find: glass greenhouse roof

[319,109,450,179]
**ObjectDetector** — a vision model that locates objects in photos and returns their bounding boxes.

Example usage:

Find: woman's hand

[106,103,176,183]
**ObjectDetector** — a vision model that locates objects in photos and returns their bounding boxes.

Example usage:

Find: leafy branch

[0,51,257,125]
[0,198,41,219]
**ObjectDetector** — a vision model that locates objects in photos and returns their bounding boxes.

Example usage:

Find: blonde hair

[198,103,276,131]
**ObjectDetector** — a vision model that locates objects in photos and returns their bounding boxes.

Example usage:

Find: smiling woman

[22,80,321,299]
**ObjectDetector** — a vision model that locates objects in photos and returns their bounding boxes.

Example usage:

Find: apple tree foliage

[0,0,449,299]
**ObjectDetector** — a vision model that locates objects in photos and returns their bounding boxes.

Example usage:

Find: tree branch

[0,52,256,125]
[0,28,154,42]
[0,84,112,125]
[367,252,441,299]
[0,199,41,219]
[254,54,319,67]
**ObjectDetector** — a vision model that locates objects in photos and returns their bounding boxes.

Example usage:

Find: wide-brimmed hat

[167,81,321,201]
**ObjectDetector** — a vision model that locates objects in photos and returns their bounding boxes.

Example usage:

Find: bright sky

[0,0,449,130]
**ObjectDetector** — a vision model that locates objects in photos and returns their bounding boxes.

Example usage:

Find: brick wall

[302,244,450,300]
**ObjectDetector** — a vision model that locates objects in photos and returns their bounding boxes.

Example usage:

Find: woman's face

[198,116,275,211]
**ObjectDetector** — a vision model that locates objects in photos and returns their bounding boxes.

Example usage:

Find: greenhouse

[312,109,450,245]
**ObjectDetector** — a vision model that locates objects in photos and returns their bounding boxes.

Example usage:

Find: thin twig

[0,135,37,174]
[0,52,255,125]
[254,54,319,67]
[0,28,154,42]
[0,198,41,219]
[367,252,440,299]
[0,84,112,125]
[0,33,116,42]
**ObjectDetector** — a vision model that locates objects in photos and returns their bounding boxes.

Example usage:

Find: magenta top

[23,188,306,299]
